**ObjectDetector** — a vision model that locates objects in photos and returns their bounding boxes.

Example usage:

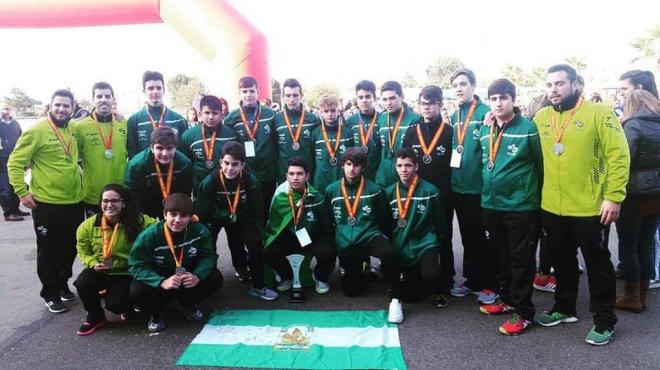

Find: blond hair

[317,95,339,109]
[622,89,660,121]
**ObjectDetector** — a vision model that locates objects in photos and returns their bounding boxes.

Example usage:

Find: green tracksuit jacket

[345,111,382,179]
[311,122,353,193]
[178,124,237,189]
[273,107,320,183]
[376,104,421,187]
[126,105,188,158]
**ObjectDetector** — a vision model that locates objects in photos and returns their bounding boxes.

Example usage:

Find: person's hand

[441,108,450,125]
[181,272,200,288]
[160,274,182,290]
[599,200,621,225]
[483,111,495,127]
[93,263,108,272]
[20,193,37,209]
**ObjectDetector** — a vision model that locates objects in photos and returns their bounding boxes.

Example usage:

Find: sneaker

[181,305,204,321]
[366,265,381,285]
[312,273,330,295]
[477,289,499,304]
[387,299,404,324]
[235,268,250,282]
[650,280,660,289]
[479,301,514,315]
[4,214,24,221]
[430,294,449,308]
[16,210,31,216]
[249,287,279,301]
[536,311,578,327]
[45,300,68,314]
[77,319,107,336]
[585,326,614,346]
[533,273,557,293]
[499,314,532,335]
[60,287,75,302]
[450,283,474,297]
[276,279,293,292]
[148,313,166,332]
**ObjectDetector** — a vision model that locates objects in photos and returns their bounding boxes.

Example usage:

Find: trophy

[287,254,306,303]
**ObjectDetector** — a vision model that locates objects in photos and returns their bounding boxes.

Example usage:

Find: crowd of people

[1,65,658,347]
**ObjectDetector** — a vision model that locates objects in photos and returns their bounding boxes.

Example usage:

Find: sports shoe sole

[44,302,68,313]
[533,283,556,293]
[249,290,279,301]
[77,320,107,336]
[536,316,578,327]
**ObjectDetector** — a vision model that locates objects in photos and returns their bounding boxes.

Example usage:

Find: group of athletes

[5,63,632,346]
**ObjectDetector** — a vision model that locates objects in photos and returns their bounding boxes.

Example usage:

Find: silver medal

[456,145,464,154]
[552,143,564,155]
[347,216,356,225]
[487,161,495,171]
[397,218,407,228]
[422,155,432,164]
[292,142,300,151]
[104,149,114,159]
[205,160,214,169]
[330,157,338,166]
[360,145,369,154]
[175,266,187,275]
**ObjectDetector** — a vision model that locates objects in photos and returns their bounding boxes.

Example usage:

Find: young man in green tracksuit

[127,71,188,158]
[448,68,496,306]
[273,79,320,184]
[195,142,279,301]
[385,148,449,323]
[325,148,402,312]
[124,126,193,219]
[179,95,237,191]
[74,82,128,216]
[376,81,421,188]
[129,193,223,333]
[345,80,382,180]
[224,76,279,211]
[262,157,336,298]
[8,89,85,313]
[311,95,353,192]
[534,64,630,345]
[475,79,542,336]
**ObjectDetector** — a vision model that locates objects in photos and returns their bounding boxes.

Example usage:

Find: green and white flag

[177,309,407,369]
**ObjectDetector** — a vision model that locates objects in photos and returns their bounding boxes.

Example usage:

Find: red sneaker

[479,301,514,315]
[533,273,557,293]
[499,314,532,335]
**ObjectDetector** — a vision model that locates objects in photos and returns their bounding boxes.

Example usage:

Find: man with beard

[8,89,84,313]
[127,71,188,158]
[0,103,27,221]
[345,80,382,180]
[74,82,129,216]
[534,64,630,346]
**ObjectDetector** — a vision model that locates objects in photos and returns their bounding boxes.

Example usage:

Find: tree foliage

[3,88,42,116]
[501,65,546,88]
[304,84,341,109]
[425,57,464,88]
[166,74,206,112]
[564,56,587,73]
[401,72,419,88]
[631,24,660,66]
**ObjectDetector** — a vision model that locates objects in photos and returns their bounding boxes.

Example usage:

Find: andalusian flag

[177,309,407,369]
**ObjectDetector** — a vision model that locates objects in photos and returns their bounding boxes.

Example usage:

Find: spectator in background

[591,93,603,103]
[0,103,27,221]
[186,107,199,127]
[619,70,659,100]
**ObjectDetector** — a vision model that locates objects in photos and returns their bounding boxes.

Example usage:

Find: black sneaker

[181,305,204,321]
[61,287,75,302]
[16,210,31,216]
[235,268,250,282]
[431,294,449,308]
[77,318,107,336]
[148,313,166,332]
[45,300,68,313]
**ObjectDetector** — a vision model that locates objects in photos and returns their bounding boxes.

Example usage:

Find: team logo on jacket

[417,203,426,213]
[303,129,311,138]
[171,128,179,135]
[189,247,197,256]
[36,225,48,236]
[573,119,585,129]
[362,205,372,215]
[472,128,480,137]
[306,211,315,222]
[507,144,519,155]
[436,145,446,154]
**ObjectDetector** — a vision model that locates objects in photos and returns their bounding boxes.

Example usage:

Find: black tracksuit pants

[453,192,487,290]
[74,268,132,321]
[338,235,401,298]
[210,219,266,288]
[262,230,337,283]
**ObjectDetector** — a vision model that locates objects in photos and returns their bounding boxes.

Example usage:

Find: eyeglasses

[101,199,123,205]
[418,101,440,108]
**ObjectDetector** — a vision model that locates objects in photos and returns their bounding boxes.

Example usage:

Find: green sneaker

[536,311,578,327]
[585,326,614,346]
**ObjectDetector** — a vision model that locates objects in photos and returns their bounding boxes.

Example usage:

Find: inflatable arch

[0,0,271,100]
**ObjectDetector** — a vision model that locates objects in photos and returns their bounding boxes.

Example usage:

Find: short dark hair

[450,68,477,85]
[340,147,367,168]
[285,156,309,174]
[381,81,403,97]
[199,95,223,111]
[547,64,577,83]
[151,126,177,146]
[162,193,194,216]
[419,85,443,103]
[239,76,258,89]
[51,89,74,105]
[620,70,658,98]
[355,80,376,96]
[221,141,246,163]
[91,81,114,98]
[395,147,418,164]
[488,79,516,101]
[282,78,303,94]
[576,74,585,86]
[142,70,164,89]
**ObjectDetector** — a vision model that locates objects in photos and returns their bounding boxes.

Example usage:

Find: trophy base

[288,288,306,303]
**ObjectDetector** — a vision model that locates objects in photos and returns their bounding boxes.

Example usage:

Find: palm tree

[631,25,660,66]
[564,56,587,73]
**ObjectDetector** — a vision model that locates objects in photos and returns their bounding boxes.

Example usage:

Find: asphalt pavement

[0,214,658,370]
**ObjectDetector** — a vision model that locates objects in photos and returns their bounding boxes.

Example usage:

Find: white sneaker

[387,299,403,324]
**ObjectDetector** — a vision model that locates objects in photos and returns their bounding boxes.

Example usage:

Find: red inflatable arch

[0,0,271,100]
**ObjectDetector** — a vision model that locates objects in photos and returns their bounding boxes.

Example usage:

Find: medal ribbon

[146,106,167,130]
[101,216,120,260]
[340,177,365,219]
[239,104,261,141]
[358,113,378,147]
[219,171,242,219]
[456,100,478,146]
[46,116,74,159]
[321,120,342,161]
[387,107,405,152]
[153,158,174,199]
[283,108,305,146]
[163,225,184,268]
[551,97,583,144]
[201,127,218,162]
[488,122,509,165]
[395,175,419,221]
[288,186,308,226]
[416,120,446,157]
[93,112,114,152]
